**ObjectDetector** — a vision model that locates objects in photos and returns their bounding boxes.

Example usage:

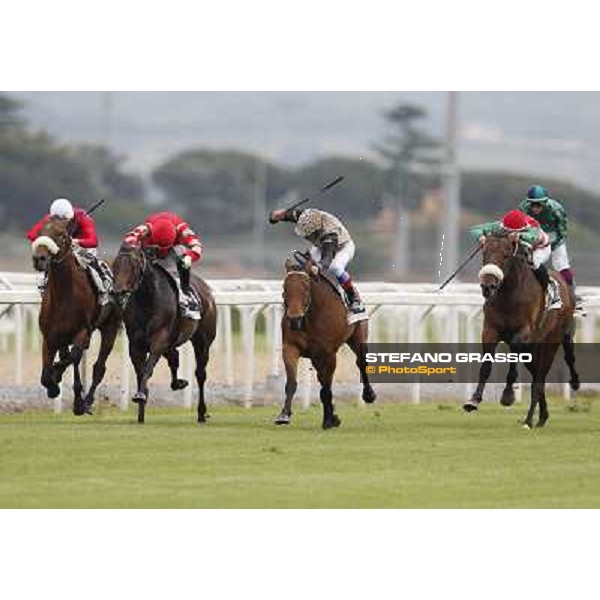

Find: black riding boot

[180,265,192,294]
[533,264,549,295]
[177,265,199,317]
[343,283,366,314]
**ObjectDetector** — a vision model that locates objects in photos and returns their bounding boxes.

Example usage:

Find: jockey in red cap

[123,212,203,316]
[469,209,551,292]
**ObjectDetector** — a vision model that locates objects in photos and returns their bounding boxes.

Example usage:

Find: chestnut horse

[111,243,217,424]
[31,217,121,415]
[275,257,376,429]
[463,233,579,428]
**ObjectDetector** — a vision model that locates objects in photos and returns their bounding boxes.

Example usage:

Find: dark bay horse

[463,233,579,428]
[31,217,121,415]
[275,257,376,429]
[111,243,217,424]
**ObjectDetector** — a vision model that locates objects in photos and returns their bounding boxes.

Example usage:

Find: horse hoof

[274,413,291,425]
[570,377,580,392]
[197,417,207,425]
[536,418,548,428]
[462,400,479,413]
[171,379,189,391]
[323,415,341,429]
[73,403,86,416]
[132,392,146,404]
[500,390,516,407]
[521,422,532,430]
[47,386,60,399]
[363,390,377,404]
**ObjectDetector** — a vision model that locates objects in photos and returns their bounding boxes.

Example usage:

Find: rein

[283,271,312,319]
[115,245,148,306]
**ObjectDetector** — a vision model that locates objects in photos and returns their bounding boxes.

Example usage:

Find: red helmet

[150,218,177,248]
[502,210,528,231]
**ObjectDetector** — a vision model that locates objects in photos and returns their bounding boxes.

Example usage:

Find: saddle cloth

[72,248,113,304]
[154,262,202,321]
[291,253,368,324]
[545,274,563,311]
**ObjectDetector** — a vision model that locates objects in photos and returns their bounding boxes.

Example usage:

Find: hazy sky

[14,91,600,190]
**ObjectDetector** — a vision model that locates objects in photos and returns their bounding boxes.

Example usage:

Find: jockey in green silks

[518,184,580,304]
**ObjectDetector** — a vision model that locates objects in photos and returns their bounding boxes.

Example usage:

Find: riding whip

[67,198,105,236]
[437,242,482,292]
[84,198,106,216]
[286,176,345,212]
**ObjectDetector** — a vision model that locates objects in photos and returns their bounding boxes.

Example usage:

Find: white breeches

[551,243,570,271]
[310,240,355,278]
[532,245,551,269]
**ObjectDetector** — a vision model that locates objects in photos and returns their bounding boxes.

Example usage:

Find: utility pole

[441,91,460,280]
[252,157,267,270]
[390,193,409,276]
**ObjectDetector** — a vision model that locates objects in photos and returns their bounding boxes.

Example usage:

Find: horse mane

[486,231,531,265]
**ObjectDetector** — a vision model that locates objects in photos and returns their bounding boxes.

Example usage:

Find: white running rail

[1,271,599,410]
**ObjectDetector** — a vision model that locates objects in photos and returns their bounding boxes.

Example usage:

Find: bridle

[114,245,148,307]
[283,271,312,320]
[32,230,72,270]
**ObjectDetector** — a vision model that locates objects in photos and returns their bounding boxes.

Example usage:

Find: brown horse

[275,257,376,429]
[31,217,121,415]
[463,233,579,428]
[111,242,217,424]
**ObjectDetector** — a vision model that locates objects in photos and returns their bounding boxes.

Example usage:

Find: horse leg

[164,348,189,391]
[523,381,542,429]
[346,323,377,404]
[274,344,300,425]
[537,386,549,428]
[71,350,87,416]
[132,330,170,422]
[562,332,580,391]
[41,338,60,399]
[315,354,340,430]
[129,343,148,423]
[84,318,120,411]
[534,343,559,428]
[500,362,519,407]
[463,329,500,412]
[52,331,90,384]
[191,332,211,424]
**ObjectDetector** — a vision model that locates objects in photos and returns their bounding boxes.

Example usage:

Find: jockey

[26,198,113,307]
[269,206,365,314]
[469,209,551,292]
[519,184,580,303]
[123,211,203,316]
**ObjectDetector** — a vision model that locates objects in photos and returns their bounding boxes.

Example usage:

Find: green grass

[1,399,600,508]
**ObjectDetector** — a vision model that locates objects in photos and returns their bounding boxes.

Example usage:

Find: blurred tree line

[0,93,146,234]
[2,91,600,250]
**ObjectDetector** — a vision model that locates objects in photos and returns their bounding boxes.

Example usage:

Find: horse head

[283,257,316,331]
[478,233,519,299]
[31,216,72,273]
[112,242,146,308]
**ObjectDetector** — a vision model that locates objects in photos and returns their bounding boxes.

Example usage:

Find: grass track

[1,399,600,508]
